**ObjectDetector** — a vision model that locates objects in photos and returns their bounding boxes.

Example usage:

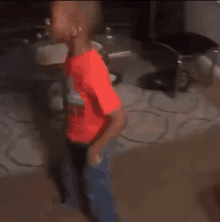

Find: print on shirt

[66,76,84,106]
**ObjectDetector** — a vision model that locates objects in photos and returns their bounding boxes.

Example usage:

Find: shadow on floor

[197,182,220,222]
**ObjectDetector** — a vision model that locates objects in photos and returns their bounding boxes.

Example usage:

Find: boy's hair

[75,1,102,37]
[76,1,101,26]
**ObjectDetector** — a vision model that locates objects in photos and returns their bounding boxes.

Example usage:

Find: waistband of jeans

[66,137,90,146]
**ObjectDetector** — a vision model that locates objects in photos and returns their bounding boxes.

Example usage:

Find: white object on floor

[150,88,199,113]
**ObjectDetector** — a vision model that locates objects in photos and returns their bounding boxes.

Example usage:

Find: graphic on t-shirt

[66,76,84,105]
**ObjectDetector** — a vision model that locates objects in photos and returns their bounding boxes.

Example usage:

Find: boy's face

[51,1,79,42]
[51,1,100,43]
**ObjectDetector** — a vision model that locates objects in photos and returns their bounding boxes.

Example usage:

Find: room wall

[155,1,185,37]
[185,1,220,109]
[185,1,220,66]
[0,1,49,28]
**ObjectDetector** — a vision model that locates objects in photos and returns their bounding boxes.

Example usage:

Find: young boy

[51,1,126,221]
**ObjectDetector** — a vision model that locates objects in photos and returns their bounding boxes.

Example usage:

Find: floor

[0,39,220,221]
[1,123,220,222]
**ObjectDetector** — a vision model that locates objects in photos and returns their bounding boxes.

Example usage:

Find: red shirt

[65,48,121,143]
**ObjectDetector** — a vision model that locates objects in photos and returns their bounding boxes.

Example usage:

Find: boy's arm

[90,104,126,149]
[84,59,126,165]
[87,104,126,166]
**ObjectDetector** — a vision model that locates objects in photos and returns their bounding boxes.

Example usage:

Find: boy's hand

[87,143,103,167]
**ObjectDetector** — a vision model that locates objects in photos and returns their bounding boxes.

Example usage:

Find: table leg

[32,81,53,119]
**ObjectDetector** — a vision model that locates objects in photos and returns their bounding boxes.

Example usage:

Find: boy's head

[51,1,101,43]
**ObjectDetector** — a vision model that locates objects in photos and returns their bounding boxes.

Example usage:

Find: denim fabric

[62,139,120,222]
[62,152,81,208]
[83,140,117,222]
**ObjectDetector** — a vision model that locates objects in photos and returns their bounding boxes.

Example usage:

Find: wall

[155,1,185,37]
[185,1,220,66]
[0,1,49,28]
[186,1,220,110]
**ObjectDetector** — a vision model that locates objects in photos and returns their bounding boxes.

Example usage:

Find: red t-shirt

[65,48,121,143]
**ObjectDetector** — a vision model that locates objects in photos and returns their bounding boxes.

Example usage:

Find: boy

[50,1,126,221]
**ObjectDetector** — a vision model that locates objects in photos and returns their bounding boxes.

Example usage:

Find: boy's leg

[67,141,92,216]
[49,158,67,204]
[61,140,82,208]
[83,140,118,222]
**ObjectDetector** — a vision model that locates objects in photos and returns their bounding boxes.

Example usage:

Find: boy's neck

[74,43,93,57]
[68,37,93,57]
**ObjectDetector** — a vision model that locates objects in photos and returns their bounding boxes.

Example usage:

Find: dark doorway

[132,1,151,41]
[0,1,50,29]
[101,1,151,41]
[155,1,185,37]
[100,1,185,41]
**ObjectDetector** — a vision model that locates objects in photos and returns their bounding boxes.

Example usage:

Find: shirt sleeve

[86,65,122,116]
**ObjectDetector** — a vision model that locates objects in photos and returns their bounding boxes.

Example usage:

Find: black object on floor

[154,32,219,89]
[140,32,219,97]
[137,69,177,98]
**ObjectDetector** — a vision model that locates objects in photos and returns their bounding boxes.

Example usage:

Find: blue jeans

[62,139,119,222]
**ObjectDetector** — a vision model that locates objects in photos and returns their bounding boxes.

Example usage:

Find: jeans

[62,139,119,222]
